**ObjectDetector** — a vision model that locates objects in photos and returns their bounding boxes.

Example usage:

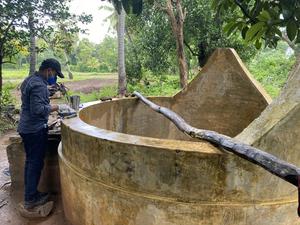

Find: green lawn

[2,69,117,84]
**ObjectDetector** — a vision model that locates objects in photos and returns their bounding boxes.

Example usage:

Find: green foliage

[0,114,16,135]
[96,36,118,72]
[248,42,295,97]
[71,73,181,103]
[127,7,175,75]
[70,86,118,103]
[109,0,143,15]
[0,0,92,94]
[126,59,142,84]
[126,0,256,80]
[127,73,181,96]
[0,82,16,106]
[213,0,300,48]
[66,37,118,73]
[183,0,257,64]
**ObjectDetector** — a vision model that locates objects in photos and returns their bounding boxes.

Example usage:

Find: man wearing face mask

[18,58,68,210]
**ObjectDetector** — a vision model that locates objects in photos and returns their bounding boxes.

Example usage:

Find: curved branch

[234,0,257,23]
[133,91,300,187]
[184,40,199,56]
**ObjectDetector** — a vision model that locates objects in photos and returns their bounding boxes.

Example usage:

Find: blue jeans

[20,128,48,202]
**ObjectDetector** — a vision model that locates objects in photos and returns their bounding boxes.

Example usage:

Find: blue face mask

[47,75,57,85]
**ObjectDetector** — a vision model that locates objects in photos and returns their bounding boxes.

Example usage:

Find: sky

[70,0,115,44]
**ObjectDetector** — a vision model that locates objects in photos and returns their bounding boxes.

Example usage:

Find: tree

[0,0,92,97]
[156,0,188,88]
[0,0,29,96]
[117,7,127,96]
[25,1,92,76]
[28,15,36,76]
[183,0,256,67]
[125,0,256,85]
[96,36,118,72]
[46,13,92,79]
[213,0,300,49]
[74,39,99,72]
[107,1,128,96]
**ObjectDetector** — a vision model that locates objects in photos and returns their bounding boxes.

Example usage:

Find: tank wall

[79,97,181,140]
[60,160,298,225]
[60,124,299,225]
[61,124,226,201]
[79,95,260,141]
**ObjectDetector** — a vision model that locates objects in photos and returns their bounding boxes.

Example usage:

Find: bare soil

[11,77,118,104]
[64,77,117,93]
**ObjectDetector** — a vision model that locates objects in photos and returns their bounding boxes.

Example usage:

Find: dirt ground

[0,132,70,225]
[11,76,118,104]
[64,77,117,93]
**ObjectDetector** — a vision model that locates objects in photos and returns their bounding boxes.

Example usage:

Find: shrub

[248,42,295,98]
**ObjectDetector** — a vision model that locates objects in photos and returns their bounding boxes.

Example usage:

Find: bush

[70,86,118,103]
[248,42,295,98]
[126,61,143,84]
[127,73,180,96]
[0,83,17,134]
[0,83,16,106]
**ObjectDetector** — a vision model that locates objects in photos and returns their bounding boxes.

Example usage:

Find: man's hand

[58,104,71,111]
[51,105,59,112]
[57,104,76,117]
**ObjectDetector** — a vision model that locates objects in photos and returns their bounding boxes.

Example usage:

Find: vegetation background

[0,0,298,134]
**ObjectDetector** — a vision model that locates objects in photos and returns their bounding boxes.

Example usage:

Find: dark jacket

[17,72,51,134]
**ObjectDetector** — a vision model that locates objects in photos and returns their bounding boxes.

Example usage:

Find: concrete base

[6,133,61,194]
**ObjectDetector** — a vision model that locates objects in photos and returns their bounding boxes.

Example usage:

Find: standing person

[17,58,67,210]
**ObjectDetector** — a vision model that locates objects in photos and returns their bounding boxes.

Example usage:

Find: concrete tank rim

[62,98,222,155]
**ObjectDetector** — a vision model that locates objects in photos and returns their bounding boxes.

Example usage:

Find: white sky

[70,0,115,44]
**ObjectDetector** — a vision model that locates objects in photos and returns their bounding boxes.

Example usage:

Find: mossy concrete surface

[60,49,298,225]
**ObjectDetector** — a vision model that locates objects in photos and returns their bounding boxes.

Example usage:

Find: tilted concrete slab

[172,48,271,138]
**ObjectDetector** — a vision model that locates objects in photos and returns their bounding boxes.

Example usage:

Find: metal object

[69,95,80,111]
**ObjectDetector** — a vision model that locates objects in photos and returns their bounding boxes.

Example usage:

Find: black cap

[40,58,64,78]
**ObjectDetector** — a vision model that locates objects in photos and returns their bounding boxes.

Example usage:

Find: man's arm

[30,84,54,116]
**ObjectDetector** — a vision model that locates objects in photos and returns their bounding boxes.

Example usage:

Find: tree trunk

[165,0,188,88]
[28,15,36,76]
[64,51,73,79]
[0,54,3,99]
[117,7,127,97]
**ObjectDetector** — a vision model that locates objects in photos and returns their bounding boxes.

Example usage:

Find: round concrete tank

[59,49,298,225]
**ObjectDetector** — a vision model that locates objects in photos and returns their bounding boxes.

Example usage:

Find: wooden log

[133,91,300,187]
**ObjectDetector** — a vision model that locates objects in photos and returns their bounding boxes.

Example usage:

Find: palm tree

[28,14,36,76]
[101,3,127,96]
[117,6,127,96]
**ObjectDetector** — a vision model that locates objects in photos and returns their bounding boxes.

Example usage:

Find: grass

[0,116,16,135]
[70,86,118,103]
[247,43,295,98]
[70,74,182,103]
[127,74,181,97]
[2,69,117,84]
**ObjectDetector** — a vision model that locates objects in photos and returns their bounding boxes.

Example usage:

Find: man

[18,58,67,210]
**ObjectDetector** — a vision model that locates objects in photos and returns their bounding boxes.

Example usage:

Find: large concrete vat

[59,49,298,225]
